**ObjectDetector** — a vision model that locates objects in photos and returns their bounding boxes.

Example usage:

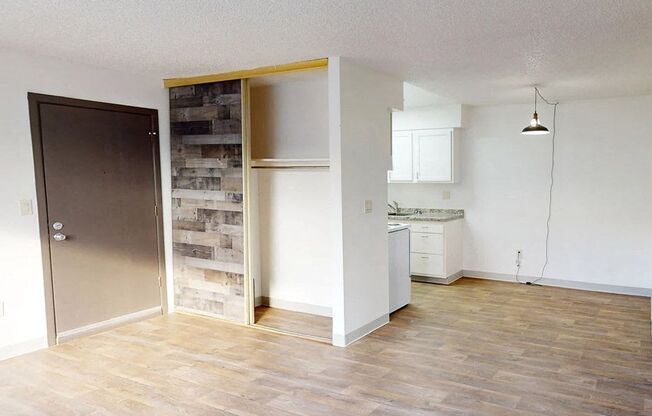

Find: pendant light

[522,87,550,135]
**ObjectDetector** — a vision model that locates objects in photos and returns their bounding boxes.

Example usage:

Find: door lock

[52,221,63,230]
[53,232,67,241]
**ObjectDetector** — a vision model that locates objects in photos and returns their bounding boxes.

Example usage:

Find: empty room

[0,1,650,415]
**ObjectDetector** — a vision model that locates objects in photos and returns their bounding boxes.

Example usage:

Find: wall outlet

[363,199,373,214]
[442,191,451,200]
[515,250,522,267]
[19,199,33,216]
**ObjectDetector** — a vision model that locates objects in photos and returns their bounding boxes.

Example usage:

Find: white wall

[0,48,172,360]
[250,73,329,159]
[329,57,403,346]
[253,169,333,316]
[393,104,466,130]
[389,95,652,291]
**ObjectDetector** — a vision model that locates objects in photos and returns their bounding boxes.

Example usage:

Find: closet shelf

[251,158,330,168]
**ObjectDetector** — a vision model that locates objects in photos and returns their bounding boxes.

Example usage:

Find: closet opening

[245,67,333,341]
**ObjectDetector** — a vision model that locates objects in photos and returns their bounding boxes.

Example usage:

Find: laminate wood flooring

[1,278,650,415]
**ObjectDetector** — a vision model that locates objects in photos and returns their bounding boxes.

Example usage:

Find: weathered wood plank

[173,167,242,179]
[171,189,226,201]
[182,134,242,145]
[172,220,206,232]
[172,176,221,191]
[184,158,229,169]
[170,105,228,123]
[173,242,213,260]
[171,120,211,135]
[201,144,242,159]
[177,198,243,212]
[184,256,245,275]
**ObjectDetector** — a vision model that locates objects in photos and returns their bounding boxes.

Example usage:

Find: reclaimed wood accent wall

[169,80,245,322]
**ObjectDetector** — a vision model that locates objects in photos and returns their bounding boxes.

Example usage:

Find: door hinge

[154,205,159,217]
[158,275,162,287]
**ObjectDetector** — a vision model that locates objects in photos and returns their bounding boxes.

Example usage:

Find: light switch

[19,199,33,216]
[364,199,373,214]
[442,191,451,200]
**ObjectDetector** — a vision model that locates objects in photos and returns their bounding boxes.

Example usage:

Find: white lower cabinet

[410,232,443,254]
[396,219,463,283]
[410,253,444,276]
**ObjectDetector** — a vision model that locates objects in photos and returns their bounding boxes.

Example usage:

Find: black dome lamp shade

[522,88,550,135]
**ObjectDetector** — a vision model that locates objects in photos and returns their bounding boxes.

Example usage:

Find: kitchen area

[387,102,466,313]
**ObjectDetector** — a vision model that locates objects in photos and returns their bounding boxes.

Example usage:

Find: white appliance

[388,224,411,313]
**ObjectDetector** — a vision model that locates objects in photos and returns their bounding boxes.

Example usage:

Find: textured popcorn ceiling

[1,0,652,105]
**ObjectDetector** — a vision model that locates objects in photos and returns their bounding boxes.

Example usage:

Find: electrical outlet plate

[442,191,451,200]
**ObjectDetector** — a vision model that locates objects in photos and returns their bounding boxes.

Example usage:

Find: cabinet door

[388,131,413,182]
[414,129,452,182]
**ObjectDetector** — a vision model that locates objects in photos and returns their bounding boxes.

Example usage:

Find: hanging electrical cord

[528,88,559,285]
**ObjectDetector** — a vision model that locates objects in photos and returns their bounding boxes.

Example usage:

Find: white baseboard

[259,296,332,317]
[333,313,389,347]
[0,336,48,362]
[463,269,652,297]
[57,306,162,343]
[412,270,464,285]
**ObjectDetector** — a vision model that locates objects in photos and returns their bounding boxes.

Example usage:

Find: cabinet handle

[421,256,429,259]
[421,235,428,238]
[416,172,420,180]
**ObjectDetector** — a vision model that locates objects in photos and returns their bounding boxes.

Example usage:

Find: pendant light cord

[530,88,559,285]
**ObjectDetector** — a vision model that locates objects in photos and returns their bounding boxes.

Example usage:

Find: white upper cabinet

[414,129,453,182]
[389,131,413,182]
[389,128,459,183]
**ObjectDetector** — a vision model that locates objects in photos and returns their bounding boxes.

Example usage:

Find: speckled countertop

[387,208,464,222]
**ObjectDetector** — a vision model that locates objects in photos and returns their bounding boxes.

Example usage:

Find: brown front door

[29,94,165,342]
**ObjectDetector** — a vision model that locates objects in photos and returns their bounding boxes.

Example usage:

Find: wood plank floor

[1,278,650,415]
[254,306,332,340]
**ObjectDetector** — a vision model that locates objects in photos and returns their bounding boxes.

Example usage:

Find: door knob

[53,232,67,241]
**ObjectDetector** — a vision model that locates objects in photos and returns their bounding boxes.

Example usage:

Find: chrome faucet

[387,200,399,214]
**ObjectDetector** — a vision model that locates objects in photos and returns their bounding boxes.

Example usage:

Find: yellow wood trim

[164,58,328,88]
[241,78,255,325]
